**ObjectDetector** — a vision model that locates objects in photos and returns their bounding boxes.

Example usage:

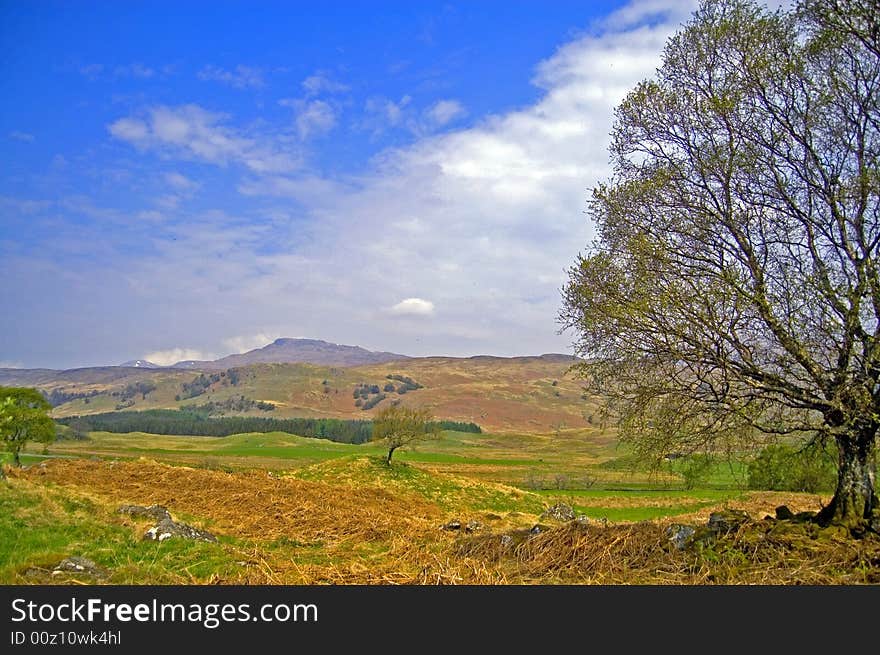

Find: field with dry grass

[3,457,877,585]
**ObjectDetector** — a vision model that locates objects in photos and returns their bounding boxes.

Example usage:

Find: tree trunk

[386,446,397,466]
[817,430,878,534]
[12,449,21,468]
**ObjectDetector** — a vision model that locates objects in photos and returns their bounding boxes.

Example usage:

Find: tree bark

[817,429,878,533]
[386,446,397,466]
[12,449,20,468]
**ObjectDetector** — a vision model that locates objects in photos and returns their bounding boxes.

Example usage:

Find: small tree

[0,386,55,468]
[372,405,438,465]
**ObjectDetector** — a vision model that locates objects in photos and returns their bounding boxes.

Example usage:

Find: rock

[143,517,217,543]
[775,505,795,520]
[575,515,589,525]
[52,556,108,578]
[707,509,751,534]
[440,519,462,531]
[529,524,549,535]
[666,524,696,550]
[465,520,484,533]
[540,503,576,522]
[118,504,172,522]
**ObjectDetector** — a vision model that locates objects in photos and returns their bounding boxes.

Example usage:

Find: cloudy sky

[1,0,700,369]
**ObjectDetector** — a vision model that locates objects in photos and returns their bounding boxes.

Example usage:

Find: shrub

[747,442,838,493]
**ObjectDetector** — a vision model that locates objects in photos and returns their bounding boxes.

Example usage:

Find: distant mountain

[119,360,160,369]
[170,338,410,369]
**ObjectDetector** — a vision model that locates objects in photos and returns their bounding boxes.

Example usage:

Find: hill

[171,338,409,369]
[3,353,591,433]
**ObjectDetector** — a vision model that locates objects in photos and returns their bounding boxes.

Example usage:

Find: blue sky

[1,0,699,369]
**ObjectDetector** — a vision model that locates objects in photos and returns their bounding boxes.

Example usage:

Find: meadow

[4,420,870,586]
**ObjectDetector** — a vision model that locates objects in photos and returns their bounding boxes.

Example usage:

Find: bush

[747,442,838,493]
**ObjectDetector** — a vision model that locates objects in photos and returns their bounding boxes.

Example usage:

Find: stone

[118,504,172,522]
[666,524,696,550]
[440,519,462,531]
[775,505,795,520]
[500,535,513,548]
[143,517,217,543]
[540,503,576,522]
[52,556,108,578]
[529,524,549,535]
[465,520,483,533]
[707,509,751,534]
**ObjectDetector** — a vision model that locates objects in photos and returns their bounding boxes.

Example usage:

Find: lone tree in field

[0,386,55,469]
[560,0,880,534]
[372,404,438,465]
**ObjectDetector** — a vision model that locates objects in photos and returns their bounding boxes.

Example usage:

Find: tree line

[55,409,482,443]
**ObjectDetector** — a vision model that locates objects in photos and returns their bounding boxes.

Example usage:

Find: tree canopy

[372,404,438,465]
[0,386,55,469]
[560,0,880,533]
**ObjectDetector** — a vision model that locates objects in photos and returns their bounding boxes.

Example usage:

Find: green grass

[532,488,747,522]
[0,480,242,584]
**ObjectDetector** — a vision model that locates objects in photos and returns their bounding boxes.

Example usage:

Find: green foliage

[386,374,423,392]
[372,404,438,464]
[360,393,386,410]
[748,442,838,493]
[41,388,100,407]
[57,410,375,444]
[431,420,482,434]
[678,454,714,490]
[187,396,275,415]
[116,380,157,401]
[181,373,218,399]
[0,386,55,467]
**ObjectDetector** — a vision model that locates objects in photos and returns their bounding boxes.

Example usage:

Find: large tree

[0,386,55,469]
[560,0,880,534]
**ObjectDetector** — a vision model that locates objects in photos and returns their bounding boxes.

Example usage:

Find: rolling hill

[1,350,592,433]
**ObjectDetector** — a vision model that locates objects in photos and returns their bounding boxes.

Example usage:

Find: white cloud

[108,104,300,173]
[222,332,282,354]
[114,63,155,78]
[390,298,436,317]
[365,95,412,129]
[280,99,338,140]
[164,172,199,191]
[73,1,703,361]
[198,64,264,89]
[108,118,149,142]
[8,131,35,142]
[142,347,215,366]
[302,72,349,96]
[426,100,466,127]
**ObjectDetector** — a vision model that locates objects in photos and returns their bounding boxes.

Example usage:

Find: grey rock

[440,519,462,531]
[529,524,549,535]
[500,535,513,548]
[52,556,108,578]
[118,504,172,522]
[666,524,696,550]
[143,517,217,543]
[465,520,483,533]
[540,503,576,522]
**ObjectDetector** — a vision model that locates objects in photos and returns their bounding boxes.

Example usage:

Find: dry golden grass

[10,458,879,585]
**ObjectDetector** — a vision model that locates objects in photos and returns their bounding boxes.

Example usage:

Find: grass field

[3,417,869,585]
